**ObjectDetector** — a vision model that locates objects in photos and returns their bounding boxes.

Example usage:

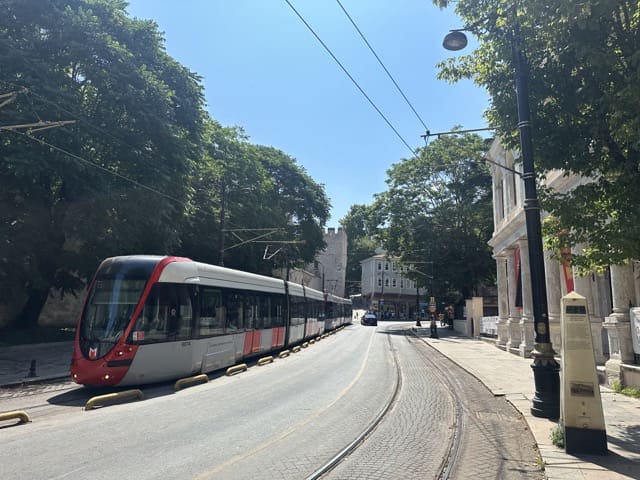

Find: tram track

[317,326,542,480]
[405,331,465,480]
[409,329,545,480]
[305,329,403,480]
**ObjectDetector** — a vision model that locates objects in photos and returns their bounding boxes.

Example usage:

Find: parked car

[360,313,378,326]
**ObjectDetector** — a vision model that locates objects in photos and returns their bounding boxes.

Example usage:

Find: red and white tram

[70,255,352,386]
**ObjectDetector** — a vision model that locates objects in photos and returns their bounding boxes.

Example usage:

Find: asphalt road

[1,323,543,479]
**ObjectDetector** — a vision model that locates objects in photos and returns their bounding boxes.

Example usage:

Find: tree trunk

[15,288,50,330]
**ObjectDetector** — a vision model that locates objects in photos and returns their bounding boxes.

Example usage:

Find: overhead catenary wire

[335,0,430,133]
[0,82,193,187]
[4,110,299,255]
[7,128,187,206]
[284,0,419,158]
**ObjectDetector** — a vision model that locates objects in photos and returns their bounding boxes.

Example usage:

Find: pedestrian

[430,314,439,339]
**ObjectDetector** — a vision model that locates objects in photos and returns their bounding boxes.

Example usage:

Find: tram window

[225,291,245,331]
[244,294,257,329]
[255,293,271,329]
[271,294,284,327]
[198,287,224,336]
[290,295,305,326]
[132,283,192,343]
[326,302,335,319]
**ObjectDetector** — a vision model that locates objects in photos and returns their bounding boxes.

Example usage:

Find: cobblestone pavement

[324,326,455,479]
[420,335,544,479]
[324,327,544,480]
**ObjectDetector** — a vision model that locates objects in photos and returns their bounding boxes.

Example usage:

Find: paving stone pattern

[325,328,545,480]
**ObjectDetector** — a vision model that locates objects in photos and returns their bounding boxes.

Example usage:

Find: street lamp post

[443,23,560,419]
[416,285,421,327]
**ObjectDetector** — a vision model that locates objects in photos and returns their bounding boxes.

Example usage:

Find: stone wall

[38,289,86,328]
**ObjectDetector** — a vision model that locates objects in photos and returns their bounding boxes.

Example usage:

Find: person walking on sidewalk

[429,314,439,339]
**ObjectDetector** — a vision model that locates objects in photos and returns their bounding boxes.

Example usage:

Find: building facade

[360,252,427,319]
[285,227,348,298]
[486,138,640,387]
[305,227,348,297]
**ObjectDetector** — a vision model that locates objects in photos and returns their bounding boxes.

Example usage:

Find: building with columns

[486,138,640,388]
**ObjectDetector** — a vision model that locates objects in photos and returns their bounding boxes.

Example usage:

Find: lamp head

[443,30,468,51]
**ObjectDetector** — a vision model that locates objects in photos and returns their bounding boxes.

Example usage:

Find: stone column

[634,261,640,307]
[544,250,562,355]
[506,248,522,353]
[604,264,636,382]
[573,269,606,365]
[518,239,535,357]
[495,254,509,348]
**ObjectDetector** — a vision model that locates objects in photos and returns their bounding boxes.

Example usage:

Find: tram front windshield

[79,258,157,359]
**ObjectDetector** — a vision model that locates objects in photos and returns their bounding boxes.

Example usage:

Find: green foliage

[550,422,565,448]
[0,0,331,329]
[611,379,640,398]
[372,132,495,301]
[622,386,640,399]
[611,378,623,392]
[1,0,206,327]
[436,0,640,271]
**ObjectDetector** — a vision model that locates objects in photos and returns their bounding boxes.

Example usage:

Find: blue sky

[125,1,489,227]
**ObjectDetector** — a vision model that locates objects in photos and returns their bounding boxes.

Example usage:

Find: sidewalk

[414,326,640,480]
[0,341,73,387]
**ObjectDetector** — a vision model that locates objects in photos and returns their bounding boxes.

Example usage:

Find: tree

[0,0,205,328]
[375,132,494,301]
[180,129,331,276]
[340,204,379,296]
[179,120,267,270]
[251,145,330,274]
[435,0,640,271]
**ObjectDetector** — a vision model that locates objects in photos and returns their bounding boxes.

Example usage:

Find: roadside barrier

[278,350,290,358]
[225,363,247,376]
[174,374,209,391]
[0,410,30,426]
[84,389,144,411]
[292,346,301,353]
[257,356,274,366]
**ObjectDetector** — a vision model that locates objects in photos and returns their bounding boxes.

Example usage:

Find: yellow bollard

[85,389,144,411]
[0,410,30,425]
[257,356,274,366]
[174,374,209,391]
[225,363,248,376]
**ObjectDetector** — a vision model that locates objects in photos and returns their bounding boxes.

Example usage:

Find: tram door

[242,294,262,355]
[136,284,196,378]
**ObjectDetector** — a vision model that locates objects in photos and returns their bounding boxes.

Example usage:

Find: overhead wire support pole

[420,127,495,139]
[442,16,559,419]
[0,120,76,133]
[0,87,28,109]
[420,126,521,176]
